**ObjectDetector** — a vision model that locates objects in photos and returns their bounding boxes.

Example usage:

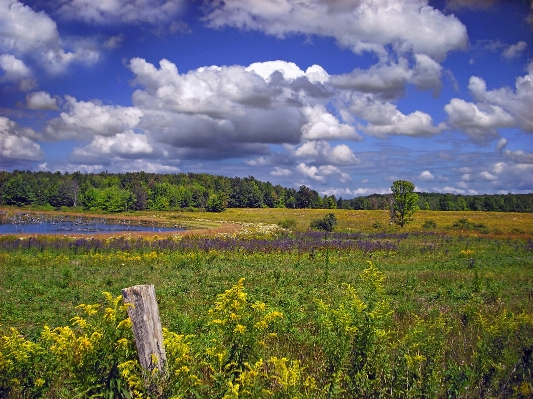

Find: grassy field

[1,208,532,398]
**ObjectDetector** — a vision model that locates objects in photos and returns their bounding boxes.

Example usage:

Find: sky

[0,0,532,198]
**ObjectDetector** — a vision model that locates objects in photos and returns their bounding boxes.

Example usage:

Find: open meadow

[1,208,532,398]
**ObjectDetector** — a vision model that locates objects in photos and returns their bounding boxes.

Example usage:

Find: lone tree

[390,180,419,227]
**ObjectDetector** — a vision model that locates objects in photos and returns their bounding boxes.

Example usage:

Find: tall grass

[1,209,532,397]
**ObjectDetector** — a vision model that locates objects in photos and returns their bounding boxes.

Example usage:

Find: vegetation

[1,170,532,213]
[391,180,419,227]
[0,207,532,397]
[310,213,337,232]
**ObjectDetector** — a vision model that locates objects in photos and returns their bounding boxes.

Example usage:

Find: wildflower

[233,324,247,334]
[117,318,132,330]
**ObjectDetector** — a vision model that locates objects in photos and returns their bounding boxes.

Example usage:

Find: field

[1,208,532,398]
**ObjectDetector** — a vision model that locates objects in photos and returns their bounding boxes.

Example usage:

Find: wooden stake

[122,284,167,374]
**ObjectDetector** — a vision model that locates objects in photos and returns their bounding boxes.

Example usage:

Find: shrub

[310,213,337,232]
[423,220,437,229]
[278,218,297,229]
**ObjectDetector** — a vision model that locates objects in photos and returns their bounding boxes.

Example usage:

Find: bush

[423,220,437,229]
[278,218,297,229]
[310,213,337,232]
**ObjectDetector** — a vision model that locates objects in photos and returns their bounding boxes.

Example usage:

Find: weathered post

[122,284,167,375]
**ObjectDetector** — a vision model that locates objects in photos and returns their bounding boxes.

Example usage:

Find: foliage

[391,180,419,227]
[206,193,228,212]
[1,170,533,212]
[1,208,533,397]
[277,217,297,229]
[310,213,337,232]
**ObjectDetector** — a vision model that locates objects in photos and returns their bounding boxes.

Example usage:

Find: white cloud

[54,0,187,25]
[301,105,360,141]
[270,167,292,177]
[480,171,498,181]
[503,149,533,164]
[330,54,442,99]
[490,161,533,192]
[246,60,328,83]
[419,170,435,181]
[293,141,359,165]
[348,95,445,137]
[296,162,349,183]
[0,116,43,161]
[496,137,507,150]
[502,41,527,59]
[127,58,343,160]
[45,96,143,140]
[468,64,533,132]
[0,54,36,90]
[0,1,59,53]
[69,130,154,164]
[203,0,468,61]
[0,1,101,74]
[444,98,515,144]
[26,91,59,110]
[297,162,324,181]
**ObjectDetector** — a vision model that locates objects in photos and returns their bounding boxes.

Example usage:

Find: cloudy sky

[1,0,532,197]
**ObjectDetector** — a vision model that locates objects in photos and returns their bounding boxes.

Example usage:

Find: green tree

[391,180,419,227]
[205,193,227,212]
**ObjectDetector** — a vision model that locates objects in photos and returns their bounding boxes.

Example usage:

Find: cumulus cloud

[45,96,143,140]
[296,162,349,183]
[301,105,360,141]
[330,54,442,99]
[468,64,533,132]
[0,1,59,53]
[54,0,187,25]
[293,140,359,165]
[26,91,59,110]
[0,54,36,90]
[419,170,435,181]
[0,116,43,162]
[347,95,445,138]
[69,130,154,165]
[127,58,347,160]
[203,0,468,61]
[444,98,515,144]
[0,1,101,73]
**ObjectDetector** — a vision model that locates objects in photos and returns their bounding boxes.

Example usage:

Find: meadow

[1,208,532,398]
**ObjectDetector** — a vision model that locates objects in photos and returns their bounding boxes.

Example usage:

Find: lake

[0,213,184,235]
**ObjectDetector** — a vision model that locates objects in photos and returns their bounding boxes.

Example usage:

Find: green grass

[1,208,532,397]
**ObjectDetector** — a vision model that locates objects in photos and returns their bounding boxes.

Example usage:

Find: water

[0,213,184,235]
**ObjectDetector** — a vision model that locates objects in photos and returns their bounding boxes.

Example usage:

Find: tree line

[337,192,533,213]
[0,170,531,213]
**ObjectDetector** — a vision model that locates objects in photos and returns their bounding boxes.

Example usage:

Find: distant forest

[0,170,532,213]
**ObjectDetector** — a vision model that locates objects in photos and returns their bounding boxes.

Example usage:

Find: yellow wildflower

[233,324,247,334]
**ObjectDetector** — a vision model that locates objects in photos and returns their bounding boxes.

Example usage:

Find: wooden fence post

[122,284,167,375]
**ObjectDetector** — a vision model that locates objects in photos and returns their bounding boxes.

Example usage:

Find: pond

[0,213,185,235]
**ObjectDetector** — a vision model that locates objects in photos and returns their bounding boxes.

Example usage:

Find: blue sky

[0,0,532,197]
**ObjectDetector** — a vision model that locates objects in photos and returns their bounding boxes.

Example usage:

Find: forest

[0,170,532,213]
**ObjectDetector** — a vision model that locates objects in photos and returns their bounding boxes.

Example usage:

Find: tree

[391,180,419,227]
[205,193,227,212]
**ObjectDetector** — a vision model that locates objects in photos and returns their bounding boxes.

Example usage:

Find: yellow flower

[117,318,132,330]
[233,324,247,334]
